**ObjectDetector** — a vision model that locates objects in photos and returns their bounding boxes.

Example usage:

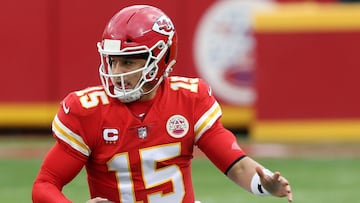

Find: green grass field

[1,137,359,202]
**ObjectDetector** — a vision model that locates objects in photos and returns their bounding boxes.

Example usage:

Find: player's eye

[122,59,134,66]
[108,57,116,67]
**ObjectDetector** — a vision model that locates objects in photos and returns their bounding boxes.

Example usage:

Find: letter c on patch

[103,128,119,141]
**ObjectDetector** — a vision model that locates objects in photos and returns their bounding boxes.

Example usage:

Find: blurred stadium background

[1,0,360,202]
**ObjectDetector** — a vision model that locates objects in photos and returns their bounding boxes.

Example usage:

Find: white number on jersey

[75,87,109,109]
[170,77,199,93]
[108,143,185,203]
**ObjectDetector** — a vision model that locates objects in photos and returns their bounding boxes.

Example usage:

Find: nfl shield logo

[137,127,147,139]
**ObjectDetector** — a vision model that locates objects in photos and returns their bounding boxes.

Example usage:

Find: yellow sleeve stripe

[194,101,222,143]
[52,115,91,156]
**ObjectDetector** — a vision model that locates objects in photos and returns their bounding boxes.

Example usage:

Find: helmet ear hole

[146,67,158,80]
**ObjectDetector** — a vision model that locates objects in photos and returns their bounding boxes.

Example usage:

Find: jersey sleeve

[32,142,85,203]
[52,91,93,160]
[192,79,246,173]
[33,87,106,202]
[196,120,246,174]
[192,79,222,143]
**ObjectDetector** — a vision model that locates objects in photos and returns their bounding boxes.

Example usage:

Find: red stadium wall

[0,0,206,127]
[0,0,183,102]
[252,3,360,142]
[256,32,360,119]
[1,0,253,128]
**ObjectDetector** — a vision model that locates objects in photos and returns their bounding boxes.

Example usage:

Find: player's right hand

[86,197,114,203]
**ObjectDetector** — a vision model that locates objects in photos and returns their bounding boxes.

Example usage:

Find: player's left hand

[256,166,293,202]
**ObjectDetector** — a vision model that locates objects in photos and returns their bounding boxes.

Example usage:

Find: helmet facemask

[98,40,171,103]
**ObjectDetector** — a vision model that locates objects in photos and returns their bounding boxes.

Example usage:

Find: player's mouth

[114,81,132,90]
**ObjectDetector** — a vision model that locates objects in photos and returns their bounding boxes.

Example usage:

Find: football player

[32,5,292,203]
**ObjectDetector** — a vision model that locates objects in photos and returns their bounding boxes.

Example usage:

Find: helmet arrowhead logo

[153,15,175,37]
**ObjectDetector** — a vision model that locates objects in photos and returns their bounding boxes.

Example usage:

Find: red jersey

[46,76,245,203]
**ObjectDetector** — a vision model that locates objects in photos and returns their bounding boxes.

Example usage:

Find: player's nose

[111,63,126,74]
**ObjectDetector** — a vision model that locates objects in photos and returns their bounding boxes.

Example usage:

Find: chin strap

[114,87,142,103]
[113,59,176,103]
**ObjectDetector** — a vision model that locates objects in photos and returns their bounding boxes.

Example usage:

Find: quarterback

[32,5,292,203]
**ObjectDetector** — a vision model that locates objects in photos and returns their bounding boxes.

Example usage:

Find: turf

[193,158,360,203]
[1,156,359,202]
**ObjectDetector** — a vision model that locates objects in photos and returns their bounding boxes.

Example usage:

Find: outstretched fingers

[277,175,293,202]
[285,182,293,202]
[273,172,281,180]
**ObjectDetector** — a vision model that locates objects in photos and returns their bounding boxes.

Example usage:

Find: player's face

[109,56,146,90]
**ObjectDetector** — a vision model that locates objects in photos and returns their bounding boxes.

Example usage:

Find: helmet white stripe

[103,39,121,51]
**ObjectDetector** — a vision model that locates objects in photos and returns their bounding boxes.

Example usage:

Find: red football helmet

[98,5,177,102]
